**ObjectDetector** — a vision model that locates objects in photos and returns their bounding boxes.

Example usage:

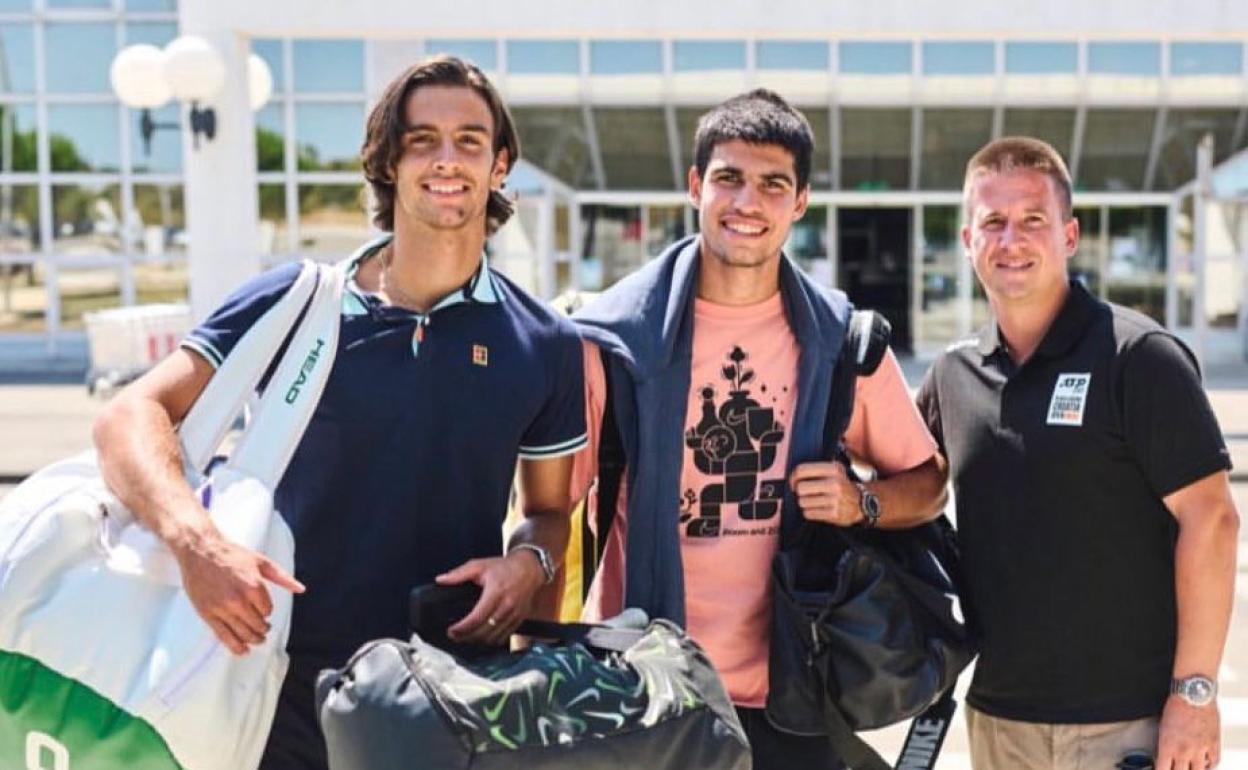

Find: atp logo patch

[1047,373,1091,426]
[472,344,489,366]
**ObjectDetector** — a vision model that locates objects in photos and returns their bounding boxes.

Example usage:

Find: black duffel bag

[765,310,976,770]
[316,586,751,770]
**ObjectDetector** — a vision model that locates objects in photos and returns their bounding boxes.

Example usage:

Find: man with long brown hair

[93,55,585,769]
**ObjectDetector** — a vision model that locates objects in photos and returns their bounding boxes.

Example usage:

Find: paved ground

[2,363,1248,768]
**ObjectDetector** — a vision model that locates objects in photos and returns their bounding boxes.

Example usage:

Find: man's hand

[790,461,863,527]
[172,530,305,656]
[437,550,546,646]
[1156,695,1220,769]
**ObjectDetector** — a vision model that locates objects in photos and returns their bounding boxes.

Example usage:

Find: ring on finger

[487,616,498,628]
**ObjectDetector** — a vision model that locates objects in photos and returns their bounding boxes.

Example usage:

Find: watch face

[1188,678,1215,703]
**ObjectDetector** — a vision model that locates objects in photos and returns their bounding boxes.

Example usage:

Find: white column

[183,29,261,321]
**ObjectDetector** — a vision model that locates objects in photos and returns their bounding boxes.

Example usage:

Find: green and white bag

[0,261,343,770]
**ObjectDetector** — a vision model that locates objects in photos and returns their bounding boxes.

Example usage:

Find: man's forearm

[1171,496,1238,680]
[506,506,571,619]
[866,454,949,530]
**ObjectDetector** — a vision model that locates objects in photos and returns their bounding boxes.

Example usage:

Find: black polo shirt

[916,281,1230,723]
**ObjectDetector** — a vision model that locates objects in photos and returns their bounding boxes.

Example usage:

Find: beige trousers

[966,704,1159,770]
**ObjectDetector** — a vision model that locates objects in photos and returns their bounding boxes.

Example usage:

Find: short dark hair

[361,55,520,235]
[691,88,814,189]
[963,136,1074,221]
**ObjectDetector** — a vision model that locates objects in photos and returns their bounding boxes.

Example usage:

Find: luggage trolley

[82,303,192,396]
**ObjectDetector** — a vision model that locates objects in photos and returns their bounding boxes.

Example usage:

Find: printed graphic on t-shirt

[680,345,789,538]
[1047,372,1091,426]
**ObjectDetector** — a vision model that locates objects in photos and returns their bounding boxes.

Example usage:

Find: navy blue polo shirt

[182,236,586,659]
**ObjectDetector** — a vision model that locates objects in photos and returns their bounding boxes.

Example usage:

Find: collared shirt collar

[975,279,1098,362]
[341,232,501,318]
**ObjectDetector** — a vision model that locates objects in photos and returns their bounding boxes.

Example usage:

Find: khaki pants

[966,703,1159,770]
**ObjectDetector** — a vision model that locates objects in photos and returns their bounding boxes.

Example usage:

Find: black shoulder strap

[582,345,625,600]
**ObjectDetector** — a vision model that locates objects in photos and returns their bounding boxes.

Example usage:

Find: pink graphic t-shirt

[571,294,938,707]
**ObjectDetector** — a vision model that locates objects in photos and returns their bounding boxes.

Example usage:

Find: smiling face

[391,85,509,234]
[689,139,809,271]
[963,168,1079,312]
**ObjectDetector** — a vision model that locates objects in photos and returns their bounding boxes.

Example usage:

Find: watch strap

[510,543,556,585]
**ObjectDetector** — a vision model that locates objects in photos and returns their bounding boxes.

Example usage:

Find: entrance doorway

[837,208,913,352]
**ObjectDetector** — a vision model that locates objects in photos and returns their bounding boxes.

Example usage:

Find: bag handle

[178,260,321,474]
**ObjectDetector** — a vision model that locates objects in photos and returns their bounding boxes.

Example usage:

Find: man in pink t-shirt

[570,90,947,770]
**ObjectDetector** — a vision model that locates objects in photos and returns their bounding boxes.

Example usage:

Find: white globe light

[110,44,171,108]
[248,53,273,111]
[162,35,226,102]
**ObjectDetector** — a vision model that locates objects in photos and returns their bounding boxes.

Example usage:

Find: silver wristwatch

[1171,675,1217,707]
[856,482,881,528]
[510,543,556,585]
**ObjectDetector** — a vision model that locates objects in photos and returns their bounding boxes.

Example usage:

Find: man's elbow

[920,453,950,519]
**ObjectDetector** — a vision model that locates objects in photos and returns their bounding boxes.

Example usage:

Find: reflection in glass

[0,0,32,10]
[920,205,962,345]
[920,109,992,191]
[841,108,911,191]
[676,106,711,171]
[1005,42,1077,74]
[1088,42,1160,75]
[124,0,177,10]
[580,205,643,289]
[590,40,661,74]
[922,42,994,75]
[1002,109,1075,162]
[255,103,285,172]
[787,206,828,280]
[507,40,578,74]
[253,39,285,91]
[1170,42,1242,76]
[47,0,109,7]
[295,103,364,171]
[53,183,123,255]
[757,41,828,71]
[1079,109,1155,191]
[1072,206,1103,295]
[298,183,368,257]
[1106,206,1166,322]
[804,107,832,189]
[511,107,595,188]
[0,186,40,331]
[0,183,38,251]
[592,108,673,190]
[132,184,185,256]
[0,103,37,172]
[258,183,287,255]
[646,205,686,257]
[293,39,364,93]
[840,42,911,75]
[58,266,122,328]
[48,104,120,172]
[133,259,188,306]
[426,39,496,71]
[125,23,177,48]
[0,24,36,93]
[130,104,181,173]
[674,40,745,71]
[1154,109,1239,190]
[45,23,115,93]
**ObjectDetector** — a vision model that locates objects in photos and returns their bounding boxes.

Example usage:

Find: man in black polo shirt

[916,136,1240,770]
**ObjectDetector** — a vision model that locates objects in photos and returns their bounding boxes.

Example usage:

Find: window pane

[920,205,962,346]
[252,39,285,92]
[675,106,708,172]
[1088,42,1161,76]
[757,41,828,71]
[293,40,364,93]
[674,40,745,71]
[46,23,116,93]
[804,107,831,190]
[426,39,496,71]
[49,104,119,172]
[295,103,364,171]
[297,183,368,257]
[1072,206,1102,295]
[1079,109,1155,191]
[1170,42,1242,76]
[1154,109,1240,190]
[134,259,188,309]
[58,265,123,330]
[1001,108,1075,162]
[580,205,642,289]
[920,109,992,190]
[646,205,686,257]
[125,0,177,10]
[255,103,285,172]
[0,183,39,253]
[592,107,673,190]
[258,182,287,255]
[0,104,38,172]
[47,0,109,7]
[590,40,661,74]
[0,24,35,93]
[787,205,827,268]
[1005,41,1077,74]
[840,42,911,75]
[0,0,33,10]
[0,186,41,332]
[1106,206,1166,322]
[129,103,181,173]
[132,183,186,257]
[125,22,176,47]
[507,40,578,74]
[922,42,994,75]
[841,108,910,191]
[511,107,595,188]
[53,183,122,255]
